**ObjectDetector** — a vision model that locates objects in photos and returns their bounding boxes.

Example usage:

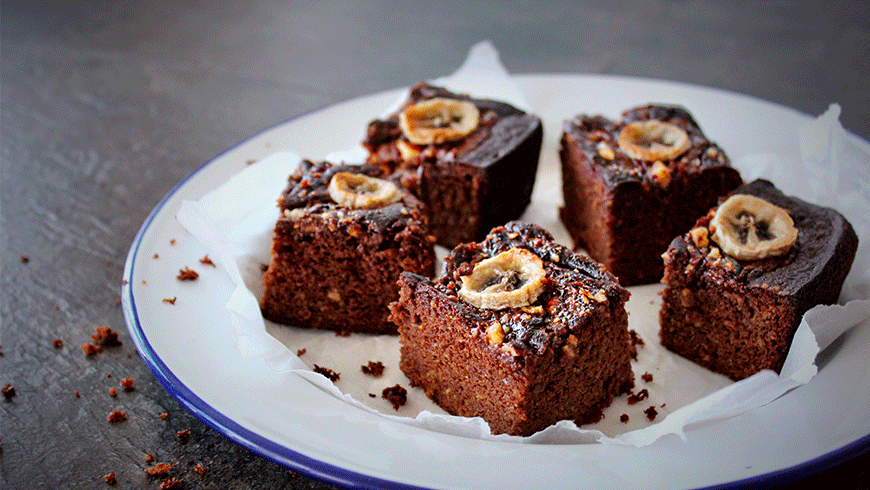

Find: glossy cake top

[278,160,427,233]
[563,104,734,188]
[429,221,628,357]
[363,82,542,172]
[667,179,858,298]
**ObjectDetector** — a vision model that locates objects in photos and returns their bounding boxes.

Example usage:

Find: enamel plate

[123,74,870,489]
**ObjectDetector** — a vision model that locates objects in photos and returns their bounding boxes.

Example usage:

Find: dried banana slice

[458,248,546,310]
[327,172,402,209]
[618,119,691,161]
[710,194,798,260]
[399,97,480,145]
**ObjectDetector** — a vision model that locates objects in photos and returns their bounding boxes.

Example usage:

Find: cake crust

[559,104,743,286]
[261,160,435,334]
[390,222,634,435]
[365,83,544,248]
[659,179,859,380]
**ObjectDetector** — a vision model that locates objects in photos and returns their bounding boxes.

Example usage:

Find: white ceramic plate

[123,74,870,489]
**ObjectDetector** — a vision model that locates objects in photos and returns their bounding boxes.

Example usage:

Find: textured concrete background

[3,1,868,488]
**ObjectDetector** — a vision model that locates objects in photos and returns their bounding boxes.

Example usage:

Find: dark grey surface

[2,1,868,488]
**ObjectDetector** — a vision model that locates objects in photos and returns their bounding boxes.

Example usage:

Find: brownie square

[559,104,743,286]
[659,179,858,380]
[389,221,634,436]
[364,82,544,249]
[261,160,435,335]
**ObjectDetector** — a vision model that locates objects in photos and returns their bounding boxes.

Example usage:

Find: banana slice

[710,194,798,260]
[618,119,691,161]
[399,97,480,145]
[327,172,402,209]
[458,248,546,310]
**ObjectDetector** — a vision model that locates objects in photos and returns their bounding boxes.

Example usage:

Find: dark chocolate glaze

[278,159,427,233]
[562,103,737,189]
[670,179,859,302]
[407,221,629,357]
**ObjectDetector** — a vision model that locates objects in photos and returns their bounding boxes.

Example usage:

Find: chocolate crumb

[620,413,630,423]
[91,326,122,346]
[627,388,649,405]
[313,364,340,382]
[361,361,385,377]
[160,477,183,489]
[644,406,658,421]
[2,384,16,399]
[103,471,116,485]
[296,348,306,357]
[177,267,198,281]
[382,384,407,410]
[641,372,653,383]
[107,409,126,423]
[368,393,376,398]
[82,343,103,356]
[20,256,29,263]
[145,462,173,476]
[74,390,80,398]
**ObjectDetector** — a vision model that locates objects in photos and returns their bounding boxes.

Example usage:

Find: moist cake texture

[659,179,858,380]
[390,221,634,436]
[364,82,544,248]
[559,104,743,285]
[261,160,435,335]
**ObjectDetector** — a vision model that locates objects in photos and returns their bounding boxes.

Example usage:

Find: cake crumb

[144,462,173,476]
[627,388,649,405]
[296,348,306,357]
[313,364,340,382]
[52,339,64,348]
[91,326,122,346]
[361,361,385,377]
[176,429,190,442]
[160,412,168,420]
[160,477,183,489]
[82,342,103,356]
[641,372,653,383]
[145,454,155,463]
[107,409,126,423]
[620,413,629,423]
[177,267,199,281]
[103,471,116,485]
[120,378,134,391]
[644,406,658,421]
[20,256,30,263]
[74,390,80,398]
[194,464,206,475]
[162,297,177,305]
[109,387,117,397]
[2,384,16,399]
[200,255,216,267]
[382,384,407,410]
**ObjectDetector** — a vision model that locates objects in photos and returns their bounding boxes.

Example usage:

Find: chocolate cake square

[659,179,858,381]
[364,82,544,249]
[559,104,743,286]
[389,221,634,436]
[261,160,435,335]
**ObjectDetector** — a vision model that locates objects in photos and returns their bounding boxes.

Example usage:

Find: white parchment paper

[176,41,870,447]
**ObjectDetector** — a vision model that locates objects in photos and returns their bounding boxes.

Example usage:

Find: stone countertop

[2,1,868,488]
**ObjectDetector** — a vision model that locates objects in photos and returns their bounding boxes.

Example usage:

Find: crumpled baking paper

[176,40,870,447]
